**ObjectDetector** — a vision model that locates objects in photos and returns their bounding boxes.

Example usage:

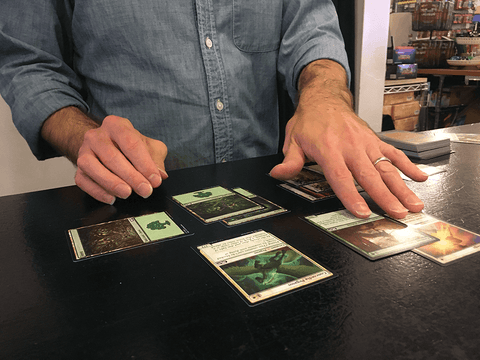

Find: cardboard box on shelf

[391,101,421,120]
[383,105,393,116]
[384,91,415,105]
[393,116,418,131]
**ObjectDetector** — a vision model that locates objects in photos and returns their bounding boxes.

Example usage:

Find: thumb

[270,142,305,180]
[146,138,169,180]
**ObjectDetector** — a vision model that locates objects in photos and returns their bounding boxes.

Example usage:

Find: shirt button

[205,37,213,49]
[216,99,224,111]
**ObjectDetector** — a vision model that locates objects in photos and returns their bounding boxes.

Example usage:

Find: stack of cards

[277,166,362,202]
[378,130,451,160]
[197,230,335,304]
[172,186,287,226]
[68,212,188,260]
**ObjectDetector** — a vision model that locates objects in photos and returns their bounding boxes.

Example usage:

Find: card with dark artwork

[172,186,263,223]
[305,210,438,260]
[68,212,187,260]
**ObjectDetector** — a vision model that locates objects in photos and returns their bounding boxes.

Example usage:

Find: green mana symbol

[193,191,212,198]
[147,220,171,230]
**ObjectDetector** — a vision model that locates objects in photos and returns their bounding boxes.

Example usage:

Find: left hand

[270,61,428,219]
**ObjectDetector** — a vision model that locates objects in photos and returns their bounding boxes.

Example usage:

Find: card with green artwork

[197,230,335,305]
[172,186,264,223]
[68,212,188,260]
[222,188,288,226]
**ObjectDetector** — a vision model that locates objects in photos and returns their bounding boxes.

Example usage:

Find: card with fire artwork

[401,212,480,265]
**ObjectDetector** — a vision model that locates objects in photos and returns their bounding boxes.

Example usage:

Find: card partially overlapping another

[400,212,480,265]
[305,210,438,260]
[277,166,361,202]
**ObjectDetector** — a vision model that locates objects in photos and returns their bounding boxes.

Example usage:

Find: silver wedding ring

[373,156,392,166]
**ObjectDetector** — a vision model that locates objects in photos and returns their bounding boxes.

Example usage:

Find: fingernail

[108,196,116,206]
[149,173,162,187]
[406,194,424,207]
[137,182,153,199]
[158,168,169,178]
[421,171,429,177]
[389,203,408,216]
[352,202,371,217]
[114,184,132,199]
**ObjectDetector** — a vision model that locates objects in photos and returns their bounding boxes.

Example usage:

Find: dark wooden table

[2,124,480,360]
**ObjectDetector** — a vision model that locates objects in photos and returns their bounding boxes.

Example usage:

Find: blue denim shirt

[0,0,349,170]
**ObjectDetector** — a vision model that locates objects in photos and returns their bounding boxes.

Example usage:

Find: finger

[348,154,411,219]
[320,156,373,218]
[76,149,133,200]
[145,137,169,182]
[75,167,117,205]
[84,127,154,199]
[103,116,163,188]
[381,143,429,182]
[269,141,305,180]
[373,159,424,213]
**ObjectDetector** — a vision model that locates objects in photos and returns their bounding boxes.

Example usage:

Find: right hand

[75,115,168,204]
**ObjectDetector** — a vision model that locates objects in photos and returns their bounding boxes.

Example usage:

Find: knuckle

[355,167,378,182]
[83,128,99,144]
[329,166,354,182]
[76,153,91,170]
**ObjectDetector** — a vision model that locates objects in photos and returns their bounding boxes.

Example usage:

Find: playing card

[172,186,264,223]
[222,188,288,226]
[197,230,335,304]
[400,212,480,265]
[305,210,438,260]
[68,212,188,260]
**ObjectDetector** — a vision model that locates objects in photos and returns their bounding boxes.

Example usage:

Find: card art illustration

[305,210,438,260]
[198,230,335,304]
[68,212,187,260]
[222,188,288,226]
[401,212,480,265]
[277,166,362,202]
[172,186,264,223]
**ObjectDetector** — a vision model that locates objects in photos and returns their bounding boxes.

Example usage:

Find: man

[0,0,427,219]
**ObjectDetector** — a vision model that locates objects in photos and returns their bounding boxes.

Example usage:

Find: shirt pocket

[233,0,282,53]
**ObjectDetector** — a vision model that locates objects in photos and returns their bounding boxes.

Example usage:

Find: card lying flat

[398,164,446,181]
[401,212,480,265]
[278,166,362,202]
[197,230,335,304]
[68,212,187,260]
[305,210,438,260]
[172,186,264,223]
[221,188,288,226]
[447,133,480,145]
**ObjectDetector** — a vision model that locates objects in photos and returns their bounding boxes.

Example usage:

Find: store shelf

[384,78,430,94]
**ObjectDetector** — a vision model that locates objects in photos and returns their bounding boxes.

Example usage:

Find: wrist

[297,59,353,111]
[41,106,99,164]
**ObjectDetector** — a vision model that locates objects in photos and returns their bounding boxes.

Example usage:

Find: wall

[0,96,76,197]
[355,0,390,131]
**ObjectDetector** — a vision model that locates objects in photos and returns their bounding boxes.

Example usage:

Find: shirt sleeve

[278,0,351,103]
[0,0,89,160]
